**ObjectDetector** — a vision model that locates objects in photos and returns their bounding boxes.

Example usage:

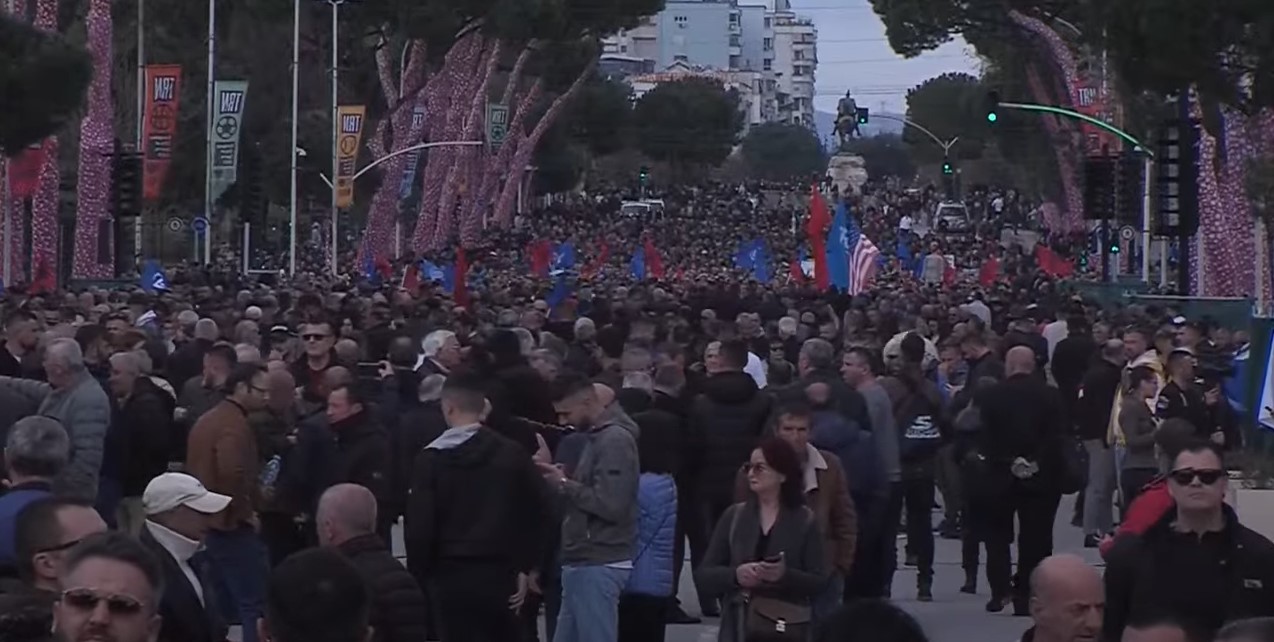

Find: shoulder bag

[728,504,813,642]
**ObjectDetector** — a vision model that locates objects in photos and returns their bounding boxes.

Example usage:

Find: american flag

[845,210,881,295]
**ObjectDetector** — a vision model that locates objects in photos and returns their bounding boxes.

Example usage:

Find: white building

[601,0,817,128]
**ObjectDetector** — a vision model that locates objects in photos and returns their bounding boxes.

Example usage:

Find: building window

[674,15,687,23]
[794,50,803,60]
[674,54,688,62]
[729,35,740,46]
[764,17,771,28]
[763,37,772,51]
[729,13,738,23]
[620,45,627,53]
[762,58,771,71]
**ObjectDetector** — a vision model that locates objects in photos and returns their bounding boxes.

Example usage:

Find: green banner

[209,80,249,202]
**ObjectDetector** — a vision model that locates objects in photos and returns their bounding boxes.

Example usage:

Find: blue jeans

[553,565,629,642]
[812,572,844,624]
[204,526,268,642]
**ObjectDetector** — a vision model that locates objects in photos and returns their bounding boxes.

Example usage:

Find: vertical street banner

[1075,84,1119,153]
[142,64,182,201]
[335,105,366,209]
[486,103,509,149]
[398,105,427,201]
[209,80,249,203]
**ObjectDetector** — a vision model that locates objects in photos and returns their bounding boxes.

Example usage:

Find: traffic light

[638,165,649,186]
[855,107,869,125]
[941,161,954,175]
[1115,153,1146,222]
[1082,155,1117,219]
[1153,117,1200,235]
[110,150,143,218]
[239,146,266,224]
[985,91,1000,123]
[1110,241,1121,254]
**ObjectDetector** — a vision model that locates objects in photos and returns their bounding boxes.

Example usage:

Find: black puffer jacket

[337,534,429,642]
[690,371,772,504]
[0,579,54,642]
[333,412,393,523]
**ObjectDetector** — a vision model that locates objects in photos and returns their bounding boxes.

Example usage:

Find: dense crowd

[0,180,1265,642]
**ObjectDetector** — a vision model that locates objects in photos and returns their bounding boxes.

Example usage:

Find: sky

[791,0,982,115]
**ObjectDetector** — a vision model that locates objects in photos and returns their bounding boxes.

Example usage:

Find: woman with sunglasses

[696,436,827,642]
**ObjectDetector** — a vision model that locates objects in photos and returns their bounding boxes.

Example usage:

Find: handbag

[726,505,813,642]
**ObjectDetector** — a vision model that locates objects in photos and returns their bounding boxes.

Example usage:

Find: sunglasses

[1169,468,1225,486]
[301,334,330,342]
[35,537,84,555]
[61,588,144,616]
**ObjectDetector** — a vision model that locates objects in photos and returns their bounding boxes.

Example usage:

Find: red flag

[375,256,392,279]
[789,255,806,284]
[978,257,1000,288]
[7,145,44,199]
[454,247,469,307]
[644,238,665,280]
[401,263,420,295]
[808,188,831,291]
[1034,244,1074,278]
[29,256,55,294]
[528,240,551,277]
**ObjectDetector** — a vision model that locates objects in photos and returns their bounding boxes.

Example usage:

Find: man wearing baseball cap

[139,472,232,642]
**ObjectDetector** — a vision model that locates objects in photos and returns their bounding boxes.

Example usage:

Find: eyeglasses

[35,537,84,555]
[61,588,144,616]
[741,462,770,475]
[1168,468,1225,486]
[301,334,330,342]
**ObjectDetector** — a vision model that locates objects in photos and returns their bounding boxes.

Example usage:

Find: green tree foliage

[633,77,742,170]
[0,14,91,154]
[842,135,916,181]
[1093,0,1274,114]
[867,0,1081,58]
[740,123,826,181]
[903,72,991,165]
[567,76,633,157]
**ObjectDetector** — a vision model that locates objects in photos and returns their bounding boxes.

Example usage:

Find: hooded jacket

[406,425,544,577]
[691,371,773,504]
[559,404,641,566]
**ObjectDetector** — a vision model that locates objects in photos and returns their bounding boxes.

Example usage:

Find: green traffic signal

[987,112,998,123]
[985,91,1000,123]
[942,162,953,175]
[1110,244,1120,254]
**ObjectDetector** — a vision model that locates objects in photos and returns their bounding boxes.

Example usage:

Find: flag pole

[288,0,299,276]
[134,0,145,264]
[202,0,216,265]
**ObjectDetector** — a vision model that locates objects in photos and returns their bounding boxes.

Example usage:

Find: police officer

[1155,348,1218,442]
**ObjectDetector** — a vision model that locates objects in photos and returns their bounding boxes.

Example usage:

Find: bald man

[1025,555,1103,642]
[974,343,1067,614]
[318,484,427,642]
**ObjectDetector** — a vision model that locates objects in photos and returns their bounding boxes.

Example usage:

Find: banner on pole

[486,103,509,149]
[398,105,426,201]
[1075,84,1119,153]
[142,65,182,201]
[209,80,249,203]
[335,105,366,209]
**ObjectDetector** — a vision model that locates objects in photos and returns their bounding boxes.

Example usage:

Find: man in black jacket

[1104,441,1274,639]
[326,385,393,539]
[1051,316,1098,413]
[108,350,175,533]
[975,346,1066,615]
[1075,340,1125,546]
[406,372,544,642]
[318,483,428,642]
[689,338,772,617]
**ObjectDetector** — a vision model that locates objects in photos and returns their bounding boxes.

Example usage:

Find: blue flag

[547,274,570,309]
[420,260,446,283]
[630,246,646,280]
[141,260,169,293]
[826,202,851,290]
[361,252,380,286]
[749,240,771,282]
[440,263,456,295]
[551,242,576,275]
[734,240,756,271]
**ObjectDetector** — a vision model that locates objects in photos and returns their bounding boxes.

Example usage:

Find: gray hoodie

[0,372,110,502]
[559,403,640,566]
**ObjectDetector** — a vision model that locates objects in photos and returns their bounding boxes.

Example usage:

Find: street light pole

[288,0,299,275]
[202,0,216,265]
[134,0,145,263]
[328,0,343,275]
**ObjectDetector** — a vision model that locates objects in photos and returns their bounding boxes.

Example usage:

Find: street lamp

[325,0,348,275]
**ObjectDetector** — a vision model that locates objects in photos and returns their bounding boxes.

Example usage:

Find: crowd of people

[0,178,1267,642]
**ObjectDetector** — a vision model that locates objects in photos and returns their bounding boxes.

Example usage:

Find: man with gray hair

[416,330,460,376]
[0,416,69,566]
[0,338,111,501]
[108,350,177,533]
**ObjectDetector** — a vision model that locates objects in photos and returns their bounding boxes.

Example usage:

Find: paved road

[232,496,1097,642]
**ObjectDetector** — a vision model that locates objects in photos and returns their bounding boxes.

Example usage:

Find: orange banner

[1075,84,1120,154]
[142,64,182,201]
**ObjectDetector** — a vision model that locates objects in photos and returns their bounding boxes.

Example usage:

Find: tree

[740,123,826,181]
[842,135,916,181]
[903,72,990,166]
[0,14,90,154]
[633,77,743,171]
[567,75,633,157]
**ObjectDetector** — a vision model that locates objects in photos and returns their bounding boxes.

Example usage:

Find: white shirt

[144,520,204,604]
[744,352,768,389]
[802,444,828,493]
[899,215,913,231]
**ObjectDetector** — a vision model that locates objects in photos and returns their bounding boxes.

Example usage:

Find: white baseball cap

[143,473,232,516]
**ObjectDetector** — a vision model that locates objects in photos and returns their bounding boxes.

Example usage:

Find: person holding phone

[696,436,826,642]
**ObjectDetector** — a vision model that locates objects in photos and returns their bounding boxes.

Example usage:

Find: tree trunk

[412,34,481,252]
[433,39,502,248]
[1025,64,1083,234]
[73,0,114,278]
[31,0,58,286]
[470,78,542,231]
[358,40,427,262]
[493,59,597,227]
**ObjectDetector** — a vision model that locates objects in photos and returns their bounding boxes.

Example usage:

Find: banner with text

[142,64,182,201]
[335,105,366,209]
[209,80,249,203]
[398,105,427,202]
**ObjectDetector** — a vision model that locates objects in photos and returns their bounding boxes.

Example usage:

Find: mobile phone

[763,552,784,564]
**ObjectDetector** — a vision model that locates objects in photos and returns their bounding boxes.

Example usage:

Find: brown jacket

[734,446,857,574]
[186,399,260,532]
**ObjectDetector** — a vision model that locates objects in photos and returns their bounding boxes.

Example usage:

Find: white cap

[143,473,232,516]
